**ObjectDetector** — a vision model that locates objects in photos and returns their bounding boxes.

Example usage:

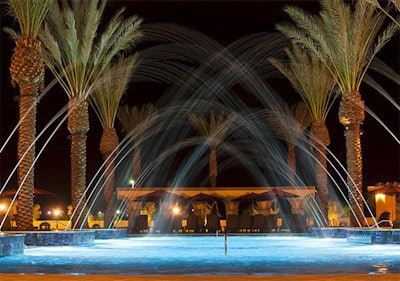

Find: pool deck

[1,274,399,280]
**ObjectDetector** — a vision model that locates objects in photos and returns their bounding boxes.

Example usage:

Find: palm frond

[393,0,400,11]
[40,0,143,100]
[3,27,20,40]
[270,44,338,122]
[7,0,54,37]
[359,20,399,88]
[281,5,331,58]
[117,104,158,138]
[267,102,311,148]
[366,0,400,27]
[90,54,139,129]
[188,112,235,149]
[279,0,397,94]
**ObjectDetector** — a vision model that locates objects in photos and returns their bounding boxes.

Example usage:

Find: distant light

[0,203,6,212]
[375,193,385,203]
[53,209,61,217]
[172,206,180,215]
[116,209,121,215]
[129,179,135,188]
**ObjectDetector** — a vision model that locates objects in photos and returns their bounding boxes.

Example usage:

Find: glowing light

[53,209,61,217]
[375,193,386,202]
[0,203,6,212]
[129,179,135,188]
[116,210,121,215]
[172,206,180,215]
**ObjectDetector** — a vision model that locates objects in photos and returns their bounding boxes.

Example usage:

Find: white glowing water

[1,236,400,275]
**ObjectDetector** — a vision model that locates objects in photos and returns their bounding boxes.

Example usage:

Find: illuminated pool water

[1,235,399,275]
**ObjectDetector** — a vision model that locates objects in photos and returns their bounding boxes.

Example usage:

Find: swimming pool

[1,235,399,275]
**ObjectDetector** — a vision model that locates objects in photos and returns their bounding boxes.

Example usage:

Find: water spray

[224,230,228,256]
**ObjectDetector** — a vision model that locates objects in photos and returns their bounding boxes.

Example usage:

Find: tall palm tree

[39,0,142,228]
[277,0,397,226]
[269,44,338,225]
[89,55,140,228]
[266,102,312,186]
[117,103,157,187]
[4,0,53,230]
[188,112,235,188]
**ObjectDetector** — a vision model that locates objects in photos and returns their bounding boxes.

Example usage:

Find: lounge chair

[226,214,239,233]
[374,211,393,228]
[128,215,148,234]
[238,214,251,233]
[263,214,277,232]
[185,214,198,233]
[171,216,183,233]
[206,214,220,233]
[251,214,264,232]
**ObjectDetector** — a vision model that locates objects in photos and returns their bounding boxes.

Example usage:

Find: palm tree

[266,102,312,186]
[269,44,338,225]
[39,0,142,228]
[117,103,158,187]
[188,112,235,188]
[89,55,140,228]
[4,0,53,230]
[277,0,397,226]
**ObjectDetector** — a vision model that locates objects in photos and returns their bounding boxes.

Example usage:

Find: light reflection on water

[1,236,400,275]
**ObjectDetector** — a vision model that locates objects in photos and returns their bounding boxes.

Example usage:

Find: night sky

[0,0,399,209]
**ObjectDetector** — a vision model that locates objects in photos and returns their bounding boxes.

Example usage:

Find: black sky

[0,1,399,208]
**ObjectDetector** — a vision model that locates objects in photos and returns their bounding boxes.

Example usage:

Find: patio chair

[128,215,148,234]
[263,214,277,232]
[185,214,198,233]
[377,211,393,228]
[39,222,51,231]
[238,214,251,233]
[171,216,183,233]
[251,214,264,232]
[206,214,220,233]
[226,214,239,233]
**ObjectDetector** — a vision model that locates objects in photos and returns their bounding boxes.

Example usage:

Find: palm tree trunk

[16,84,37,231]
[287,145,296,185]
[339,91,365,227]
[100,128,119,228]
[311,120,330,226]
[210,149,217,188]
[10,37,44,231]
[133,146,141,187]
[68,98,89,229]
[343,123,364,226]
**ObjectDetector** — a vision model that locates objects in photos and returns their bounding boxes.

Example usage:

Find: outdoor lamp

[375,193,386,203]
[53,209,62,230]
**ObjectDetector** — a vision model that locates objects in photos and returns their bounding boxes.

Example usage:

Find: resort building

[117,186,316,233]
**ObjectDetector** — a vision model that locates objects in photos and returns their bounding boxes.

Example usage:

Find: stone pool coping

[1,274,399,281]
[311,227,400,244]
[0,233,25,256]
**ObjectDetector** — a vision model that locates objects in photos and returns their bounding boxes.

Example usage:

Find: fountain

[1,1,399,279]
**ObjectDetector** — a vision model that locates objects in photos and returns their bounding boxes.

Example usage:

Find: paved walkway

[1,274,399,281]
